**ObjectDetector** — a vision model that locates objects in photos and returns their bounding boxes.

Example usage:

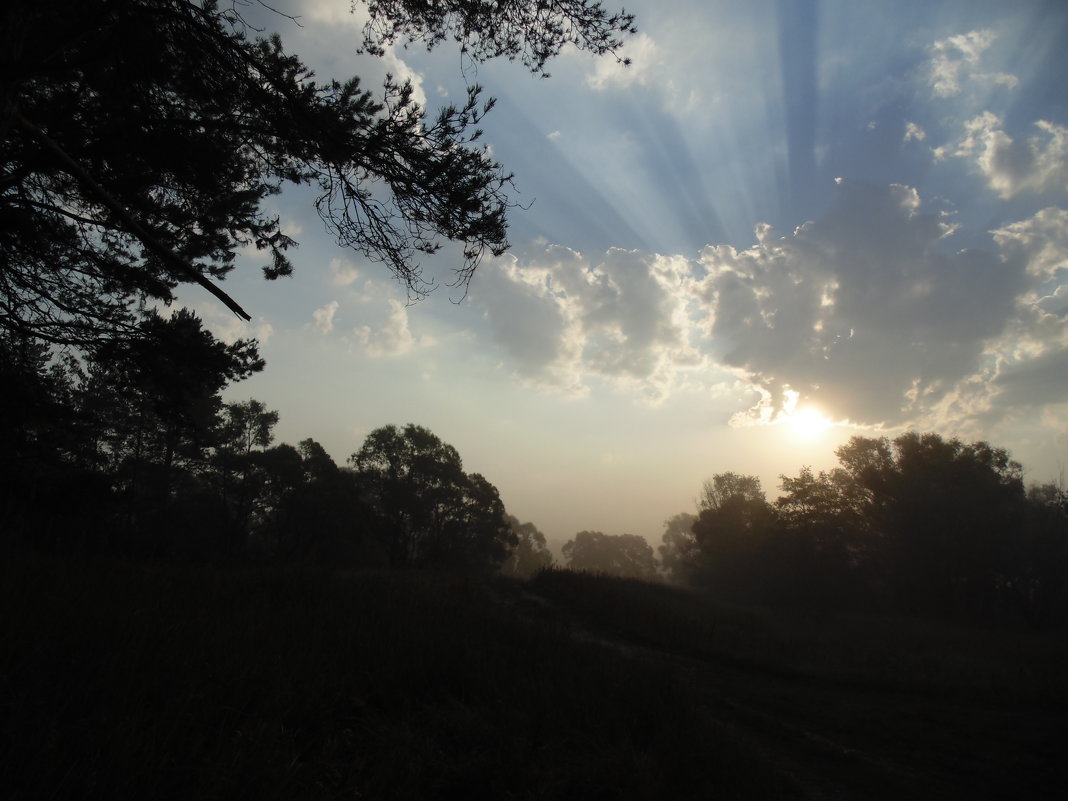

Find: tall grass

[0,555,789,801]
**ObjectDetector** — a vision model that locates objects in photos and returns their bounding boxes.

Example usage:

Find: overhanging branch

[12,109,253,321]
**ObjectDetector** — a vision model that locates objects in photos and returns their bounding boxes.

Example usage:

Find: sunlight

[787,406,833,440]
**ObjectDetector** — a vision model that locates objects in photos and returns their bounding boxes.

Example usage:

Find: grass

[529,568,1068,703]
[0,555,790,801]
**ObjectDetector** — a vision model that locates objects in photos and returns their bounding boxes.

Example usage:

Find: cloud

[694,181,1041,426]
[201,309,274,348]
[926,29,1017,98]
[471,246,702,400]
[903,122,926,143]
[312,300,339,334]
[469,182,1068,430]
[585,32,658,91]
[355,299,434,357]
[948,114,1068,199]
[328,257,361,287]
[992,207,1068,281]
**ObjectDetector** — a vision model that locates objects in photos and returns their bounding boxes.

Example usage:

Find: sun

[787,406,833,440]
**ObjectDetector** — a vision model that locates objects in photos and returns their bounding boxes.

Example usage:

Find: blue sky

[185,0,1068,551]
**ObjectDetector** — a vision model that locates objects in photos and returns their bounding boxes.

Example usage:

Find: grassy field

[0,556,789,801]
[3,556,1066,799]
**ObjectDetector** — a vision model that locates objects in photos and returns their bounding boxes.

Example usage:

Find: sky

[185,0,1068,552]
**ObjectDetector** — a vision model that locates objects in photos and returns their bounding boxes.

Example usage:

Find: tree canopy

[562,530,658,580]
[1,0,636,346]
[351,423,515,569]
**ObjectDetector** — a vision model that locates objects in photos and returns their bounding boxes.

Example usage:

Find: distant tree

[220,399,281,456]
[562,531,658,580]
[699,472,766,513]
[351,424,513,570]
[657,512,699,584]
[3,0,635,347]
[691,473,777,597]
[500,515,554,579]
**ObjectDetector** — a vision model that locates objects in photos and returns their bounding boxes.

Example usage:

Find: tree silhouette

[351,424,513,570]
[2,0,635,346]
[834,433,1027,616]
[562,531,658,580]
[657,512,699,584]
[691,473,777,596]
[501,515,554,578]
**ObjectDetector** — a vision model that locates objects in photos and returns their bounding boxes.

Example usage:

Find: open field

[2,556,1065,799]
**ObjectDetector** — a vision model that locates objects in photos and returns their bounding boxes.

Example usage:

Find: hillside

[2,557,1065,799]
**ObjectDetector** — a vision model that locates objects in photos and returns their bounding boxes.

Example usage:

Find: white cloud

[992,207,1068,283]
[355,299,434,357]
[926,29,1016,98]
[585,32,658,91]
[469,186,1068,430]
[949,114,1068,199]
[471,246,702,401]
[547,130,562,141]
[312,300,339,334]
[204,310,274,348]
[328,257,361,287]
[903,122,926,143]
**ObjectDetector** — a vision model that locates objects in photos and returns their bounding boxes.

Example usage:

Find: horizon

[180,0,1068,548]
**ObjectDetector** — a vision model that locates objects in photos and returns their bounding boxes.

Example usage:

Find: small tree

[562,531,658,580]
[501,515,554,579]
[657,512,699,584]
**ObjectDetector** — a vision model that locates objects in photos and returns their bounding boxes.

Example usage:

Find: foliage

[657,511,699,584]
[665,434,1068,625]
[562,529,659,580]
[360,0,638,77]
[691,473,778,597]
[351,423,515,570]
[2,0,636,346]
[499,513,554,578]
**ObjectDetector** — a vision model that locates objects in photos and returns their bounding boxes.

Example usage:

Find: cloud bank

[472,182,1067,431]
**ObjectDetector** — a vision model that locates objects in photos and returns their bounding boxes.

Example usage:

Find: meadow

[2,556,1065,799]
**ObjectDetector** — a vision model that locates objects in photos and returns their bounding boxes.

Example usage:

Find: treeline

[6,309,1067,626]
[653,437,1068,627]
[1,311,550,575]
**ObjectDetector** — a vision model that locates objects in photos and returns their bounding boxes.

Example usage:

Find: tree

[691,473,777,596]
[657,512,699,584]
[834,433,1027,616]
[351,423,513,570]
[561,531,658,580]
[698,472,765,513]
[2,0,636,346]
[760,467,873,607]
[85,311,263,476]
[500,514,554,579]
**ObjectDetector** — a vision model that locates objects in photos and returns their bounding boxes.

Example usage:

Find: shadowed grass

[529,568,1068,703]
[0,556,789,801]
